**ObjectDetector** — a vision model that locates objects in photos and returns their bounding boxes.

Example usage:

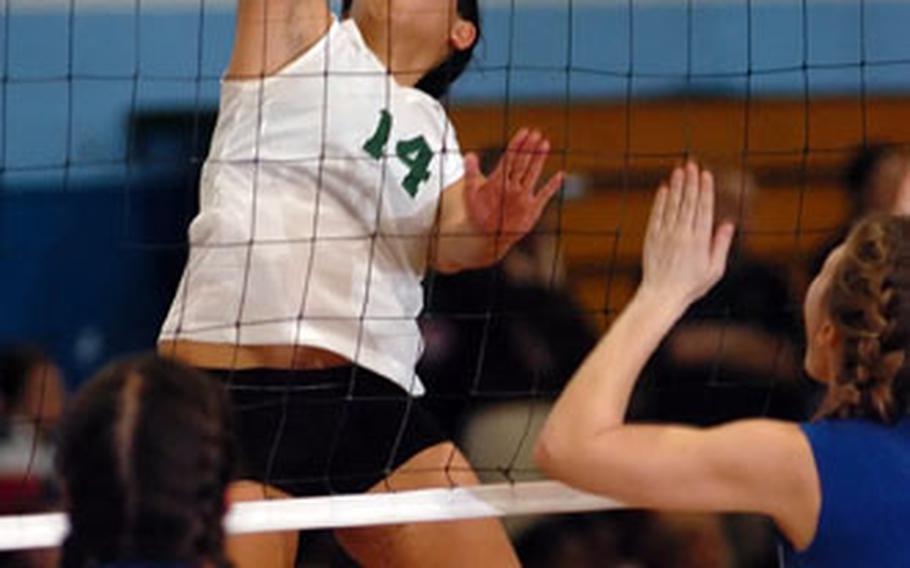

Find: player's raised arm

[532,165,827,552]
[536,164,734,455]
[227,0,332,79]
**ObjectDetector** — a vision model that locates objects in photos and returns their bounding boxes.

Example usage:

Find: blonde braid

[818,215,910,422]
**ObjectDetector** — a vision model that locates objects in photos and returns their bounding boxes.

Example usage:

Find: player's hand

[463,129,564,254]
[640,162,735,310]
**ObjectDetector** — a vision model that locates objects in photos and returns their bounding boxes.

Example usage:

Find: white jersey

[159,18,465,395]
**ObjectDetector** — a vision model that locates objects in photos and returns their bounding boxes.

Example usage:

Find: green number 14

[363,110,432,198]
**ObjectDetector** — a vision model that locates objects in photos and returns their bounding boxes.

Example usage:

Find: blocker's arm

[227,0,332,79]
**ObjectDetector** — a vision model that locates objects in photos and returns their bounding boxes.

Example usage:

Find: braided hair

[341,0,481,99]
[817,215,910,422]
[57,354,234,568]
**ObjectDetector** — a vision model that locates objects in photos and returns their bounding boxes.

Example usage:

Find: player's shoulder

[330,18,391,74]
[393,86,455,134]
[400,86,446,112]
[706,419,809,465]
[271,17,382,78]
[332,19,454,127]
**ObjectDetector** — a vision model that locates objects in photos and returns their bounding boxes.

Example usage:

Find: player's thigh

[335,443,519,568]
[226,480,299,568]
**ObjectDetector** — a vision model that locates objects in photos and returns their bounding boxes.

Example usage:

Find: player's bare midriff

[158,340,350,371]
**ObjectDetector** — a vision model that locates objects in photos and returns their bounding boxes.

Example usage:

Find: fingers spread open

[499,128,531,180]
[507,128,531,152]
[521,138,551,191]
[534,171,564,209]
[510,130,542,189]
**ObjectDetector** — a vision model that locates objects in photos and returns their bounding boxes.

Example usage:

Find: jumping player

[159,0,562,565]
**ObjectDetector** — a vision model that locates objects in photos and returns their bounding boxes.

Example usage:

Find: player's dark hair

[417,0,480,99]
[57,354,234,568]
[342,0,481,99]
[816,215,910,423]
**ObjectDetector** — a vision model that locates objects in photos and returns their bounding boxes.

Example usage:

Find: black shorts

[207,366,448,497]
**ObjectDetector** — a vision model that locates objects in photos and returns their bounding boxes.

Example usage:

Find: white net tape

[0,481,622,552]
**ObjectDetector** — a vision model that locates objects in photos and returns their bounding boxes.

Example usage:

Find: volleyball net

[0,481,622,551]
[2,0,910,559]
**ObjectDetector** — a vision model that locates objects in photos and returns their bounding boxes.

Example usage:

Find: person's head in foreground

[536,162,910,567]
[341,0,480,98]
[57,354,234,568]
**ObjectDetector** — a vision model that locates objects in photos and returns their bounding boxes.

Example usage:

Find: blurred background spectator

[0,344,65,513]
[812,144,910,276]
[0,345,66,568]
[845,144,910,216]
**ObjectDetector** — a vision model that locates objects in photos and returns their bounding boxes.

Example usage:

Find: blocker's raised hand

[641,162,735,310]
[463,129,564,256]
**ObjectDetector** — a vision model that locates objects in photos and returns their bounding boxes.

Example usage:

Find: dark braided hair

[342,0,481,99]
[57,354,234,568]
[816,215,910,423]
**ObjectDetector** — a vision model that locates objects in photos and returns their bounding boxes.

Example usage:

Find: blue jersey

[780,418,910,567]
